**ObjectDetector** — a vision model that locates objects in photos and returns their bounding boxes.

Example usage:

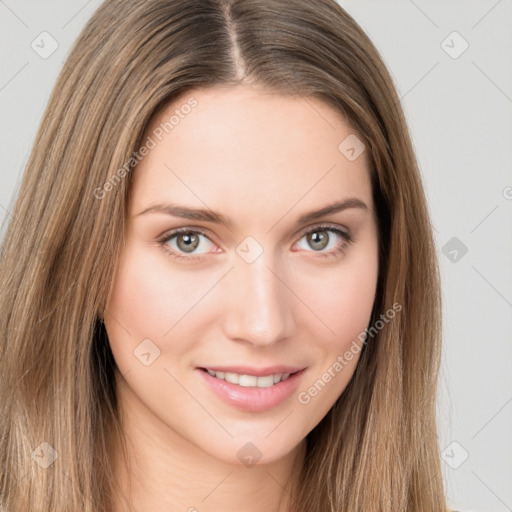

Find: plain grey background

[1,1,511,511]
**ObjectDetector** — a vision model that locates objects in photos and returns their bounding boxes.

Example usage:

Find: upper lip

[198,365,305,377]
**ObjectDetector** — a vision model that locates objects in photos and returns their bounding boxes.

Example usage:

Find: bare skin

[104,85,379,512]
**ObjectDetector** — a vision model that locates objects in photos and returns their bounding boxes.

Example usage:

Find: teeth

[205,369,293,387]
[239,374,257,387]
[255,375,274,388]
[225,372,239,384]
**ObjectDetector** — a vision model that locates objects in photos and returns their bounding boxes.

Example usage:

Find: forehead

[130,86,373,223]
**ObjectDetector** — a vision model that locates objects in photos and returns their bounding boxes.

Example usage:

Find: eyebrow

[136,197,368,230]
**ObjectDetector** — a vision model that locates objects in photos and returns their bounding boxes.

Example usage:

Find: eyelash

[157,224,354,263]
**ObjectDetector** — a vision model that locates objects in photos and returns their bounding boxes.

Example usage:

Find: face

[104,85,379,466]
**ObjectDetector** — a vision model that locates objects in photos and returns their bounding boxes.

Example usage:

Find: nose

[221,249,295,347]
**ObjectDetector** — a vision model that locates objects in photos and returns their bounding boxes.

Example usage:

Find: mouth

[195,366,306,412]
[198,368,299,388]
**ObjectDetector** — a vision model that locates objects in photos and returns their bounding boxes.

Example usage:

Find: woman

[0,1,450,510]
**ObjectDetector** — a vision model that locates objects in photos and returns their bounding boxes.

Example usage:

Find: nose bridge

[222,246,294,346]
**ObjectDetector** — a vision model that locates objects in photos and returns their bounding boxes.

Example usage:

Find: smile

[196,367,306,412]
[204,369,292,387]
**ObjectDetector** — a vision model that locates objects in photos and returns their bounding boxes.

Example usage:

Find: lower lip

[195,368,305,412]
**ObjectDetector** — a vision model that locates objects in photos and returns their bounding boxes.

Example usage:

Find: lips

[195,365,306,412]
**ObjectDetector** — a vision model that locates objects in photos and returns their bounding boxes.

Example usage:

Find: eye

[158,228,217,262]
[157,224,353,263]
[294,224,353,258]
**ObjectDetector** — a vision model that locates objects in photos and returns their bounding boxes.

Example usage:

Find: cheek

[107,243,213,340]
[293,250,378,418]
[297,246,378,347]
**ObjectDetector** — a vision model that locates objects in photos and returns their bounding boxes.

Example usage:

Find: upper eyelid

[296,222,350,236]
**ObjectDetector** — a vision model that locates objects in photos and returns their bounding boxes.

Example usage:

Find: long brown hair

[0,1,448,510]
